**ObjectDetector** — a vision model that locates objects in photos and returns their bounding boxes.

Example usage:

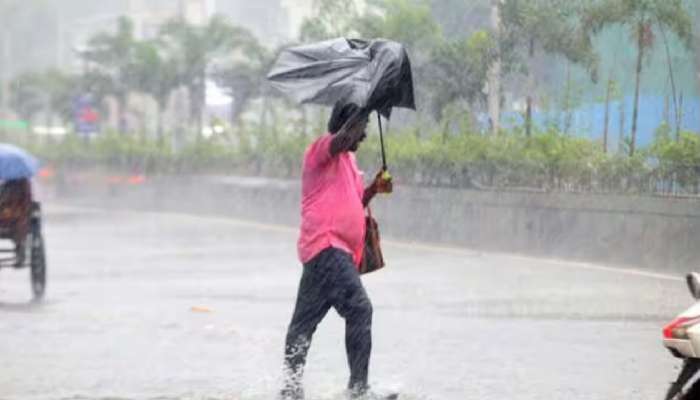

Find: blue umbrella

[0,143,39,180]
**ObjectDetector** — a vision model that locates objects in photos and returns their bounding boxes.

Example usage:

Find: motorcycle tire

[666,369,700,400]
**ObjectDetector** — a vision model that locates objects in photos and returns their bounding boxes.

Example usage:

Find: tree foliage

[81,16,138,133]
[210,27,271,127]
[8,71,44,126]
[158,15,251,133]
[4,0,698,188]
[583,0,693,155]
[349,0,495,124]
[502,0,599,74]
[129,39,180,139]
[428,0,491,39]
[9,69,76,128]
[356,0,442,51]
[500,0,600,136]
[426,31,498,121]
[298,0,360,41]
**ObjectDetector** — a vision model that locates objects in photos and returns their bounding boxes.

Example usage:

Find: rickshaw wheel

[29,226,46,300]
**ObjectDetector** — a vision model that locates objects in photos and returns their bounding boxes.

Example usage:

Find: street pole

[487,0,502,135]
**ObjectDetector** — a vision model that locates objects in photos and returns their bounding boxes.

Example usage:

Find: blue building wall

[501,95,700,150]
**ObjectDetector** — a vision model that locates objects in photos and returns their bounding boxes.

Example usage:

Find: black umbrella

[267,37,416,169]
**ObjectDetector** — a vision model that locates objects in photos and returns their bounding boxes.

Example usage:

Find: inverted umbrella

[267,38,415,117]
[267,38,416,169]
[0,143,39,180]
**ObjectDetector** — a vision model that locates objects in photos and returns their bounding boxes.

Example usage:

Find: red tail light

[664,316,700,339]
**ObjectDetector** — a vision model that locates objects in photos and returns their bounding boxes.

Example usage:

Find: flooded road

[0,204,689,400]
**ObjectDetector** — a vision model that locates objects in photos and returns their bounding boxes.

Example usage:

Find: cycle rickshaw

[0,144,46,299]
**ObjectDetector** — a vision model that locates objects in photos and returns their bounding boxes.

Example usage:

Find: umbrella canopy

[0,143,39,180]
[267,38,415,118]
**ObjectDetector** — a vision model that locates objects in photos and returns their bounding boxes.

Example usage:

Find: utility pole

[487,0,502,135]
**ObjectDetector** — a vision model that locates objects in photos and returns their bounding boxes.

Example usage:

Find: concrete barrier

[54,174,700,274]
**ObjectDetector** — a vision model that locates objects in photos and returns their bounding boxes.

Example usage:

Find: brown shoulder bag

[359,207,385,274]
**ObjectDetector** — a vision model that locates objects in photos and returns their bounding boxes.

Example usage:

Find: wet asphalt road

[0,204,691,400]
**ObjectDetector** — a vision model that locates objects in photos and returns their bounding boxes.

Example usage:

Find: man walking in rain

[281,103,392,400]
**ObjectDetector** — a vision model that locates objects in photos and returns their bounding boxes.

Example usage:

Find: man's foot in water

[280,384,304,400]
[347,386,399,400]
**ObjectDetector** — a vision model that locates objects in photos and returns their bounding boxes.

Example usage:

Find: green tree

[298,0,360,41]
[584,0,693,155]
[357,0,442,51]
[8,71,44,130]
[8,69,75,130]
[426,31,497,127]
[651,129,700,193]
[354,0,445,119]
[79,70,116,118]
[130,40,180,140]
[81,16,138,134]
[501,0,599,137]
[40,69,76,127]
[213,53,271,128]
[601,76,622,152]
[209,26,267,128]
[159,15,248,136]
[429,0,491,39]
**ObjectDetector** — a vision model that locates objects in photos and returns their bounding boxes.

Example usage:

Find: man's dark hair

[328,102,365,134]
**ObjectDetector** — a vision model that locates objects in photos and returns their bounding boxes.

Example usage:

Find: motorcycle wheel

[666,361,700,400]
[686,382,700,399]
[666,381,700,400]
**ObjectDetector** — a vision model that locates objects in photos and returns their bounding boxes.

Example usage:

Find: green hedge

[3,126,699,195]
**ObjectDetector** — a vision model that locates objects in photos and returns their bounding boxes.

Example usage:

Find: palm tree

[81,16,138,134]
[213,63,262,129]
[211,31,270,128]
[501,0,599,137]
[159,15,248,137]
[426,31,498,128]
[352,0,443,121]
[39,69,76,127]
[584,0,693,155]
[130,40,180,141]
[79,70,116,120]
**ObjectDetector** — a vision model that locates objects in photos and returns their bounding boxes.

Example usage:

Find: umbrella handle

[377,112,387,172]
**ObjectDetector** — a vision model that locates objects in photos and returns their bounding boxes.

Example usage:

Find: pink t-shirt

[297,134,366,267]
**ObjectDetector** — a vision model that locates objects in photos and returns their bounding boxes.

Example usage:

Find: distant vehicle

[662,272,700,399]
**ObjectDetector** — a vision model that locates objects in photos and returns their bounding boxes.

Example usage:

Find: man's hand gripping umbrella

[267,36,416,186]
